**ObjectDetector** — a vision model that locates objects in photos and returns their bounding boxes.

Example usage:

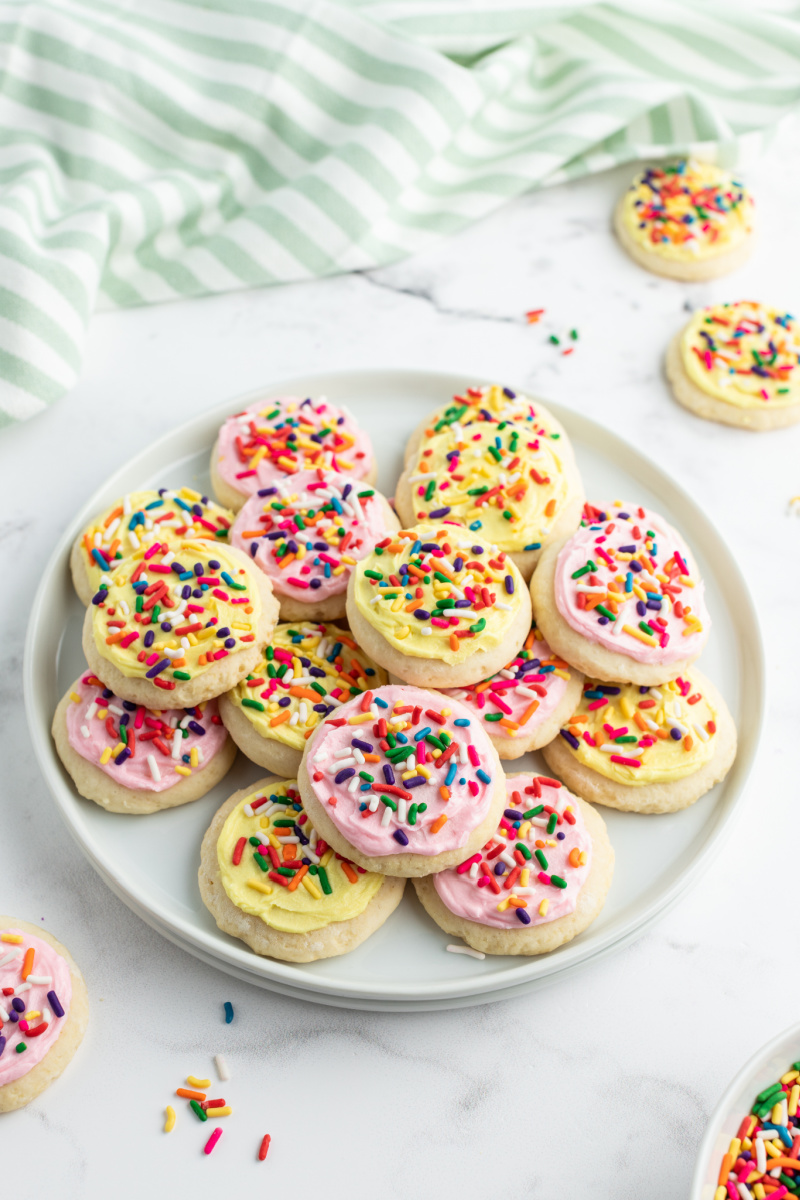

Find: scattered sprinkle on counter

[223,1001,234,1024]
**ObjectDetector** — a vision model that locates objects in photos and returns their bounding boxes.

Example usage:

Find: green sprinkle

[549,334,560,345]
[615,735,637,744]
[151,605,160,622]
[276,866,297,877]
[358,772,374,782]
[550,875,568,889]
[380,797,397,811]
[119,724,128,745]
[248,837,261,846]
[546,812,558,834]
[756,1081,785,1103]
[434,571,451,583]
[515,842,532,861]
[488,445,502,463]
[417,803,428,813]
[173,671,191,680]
[424,480,435,501]
[570,328,579,340]
[318,866,332,895]
[571,564,592,580]
[190,1100,208,1122]
[214,528,228,538]
[135,595,143,613]
[484,713,503,722]
[522,805,544,819]
[638,621,655,637]
[467,486,488,496]
[254,855,270,872]
[408,804,418,825]
[364,570,383,580]
[311,681,327,697]
[357,490,375,498]
[374,547,384,556]
[502,510,513,521]
[15,1043,26,1054]
[595,604,615,621]
[470,618,486,633]
[534,849,548,869]
[242,698,265,711]
[266,646,274,661]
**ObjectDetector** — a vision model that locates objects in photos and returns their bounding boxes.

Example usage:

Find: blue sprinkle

[374,696,389,709]
[476,769,491,784]
[453,718,470,726]
[523,543,541,551]
[224,1002,234,1024]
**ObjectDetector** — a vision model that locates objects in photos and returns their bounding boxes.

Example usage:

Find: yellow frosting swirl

[217,779,384,932]
[619,159,753,262]
[406,396,572,552]
[681,301,800,409]
[226,621,387,750]
[420,383,564,437]
[79,488,233,598]
[92,539,262,683]
[559,672,718,785]
[352,523,525,664]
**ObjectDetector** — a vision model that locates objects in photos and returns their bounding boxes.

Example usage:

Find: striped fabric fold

[1,0,799,425]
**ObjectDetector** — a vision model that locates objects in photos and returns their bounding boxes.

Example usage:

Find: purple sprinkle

[309,579,322,589]
[494,862,506,876]
[557,831,566,841]
[412,609,430,620]
[504,574,514,595]
[404,776,426,788]
[144,630,155,648]
[91,590,107,605]
[181,584,192,599]
[670,728,682,740]
[194,563,203,576]
[452,557,464,571]
[47,989,65,1018]
[335,768,355,784]
[188,720,205,736]
[11,997,25,1013]
[393,830,409,846]
[428,507,451,518]
[115,747,131,765]
[636,601,646,616]
[208,560,220,570]
[224,638,236,649]
[0,1036,5,1057]
[618,543,637,553]
[351,738,373,753]
[560,729,580,750]
[257,487,278,497]
[250,543,258,557]
[145,658,170,678]
[382,764,395,785]
[278,696,291,707]
[515,908,531,925]
[471,545,483,555]
[503,808,521,821]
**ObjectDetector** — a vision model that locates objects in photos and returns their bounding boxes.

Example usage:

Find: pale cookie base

[613,198,755,281]
[0,917,89,1112]
[393,466,584,582]
[530,535,705,686]
[51,688,238,814]
[210,435,378,513]
[425,668,585,761]
[412,789,614,955]
[346,571,533,689]
[69,538,96,607]
[665,332,800,431]
[401,401,574,468]
[198,781,406,962]
[81,547,280,708]
[297,718,507,877]
[268,494,400,622]
[541,671,737,814]
[218,692,302,778]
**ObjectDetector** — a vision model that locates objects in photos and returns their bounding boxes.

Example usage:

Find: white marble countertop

[3,121,800,1198]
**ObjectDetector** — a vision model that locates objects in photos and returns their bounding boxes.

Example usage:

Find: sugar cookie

[230,470,399,621]
[666,301,800,430]
[52,673,236,814]
[198,777,405,962]
[432,625,583,760]
[70,488,234,606]
[0,918,89,1112]
[346,523,532,689]
[395,384,583,579]
[82,539,279,708]
[530,501,709,686]
[220,621,388,778]
[413,773,613,955]
[297,684,506,877]
[211,395,377,512]
[614,159,755,280]
[542,668,736,814]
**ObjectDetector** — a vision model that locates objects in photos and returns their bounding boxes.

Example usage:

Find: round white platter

[24,368,764,1011]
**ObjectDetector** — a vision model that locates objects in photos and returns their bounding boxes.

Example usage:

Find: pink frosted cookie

[297,684,507,876]
[52,673,237,814]
[0,918,89,1112]
[435,625,583,759]
[230,469,399,621]
[530,501,709,686]
[413,773,614,955]
[210,395,377,512]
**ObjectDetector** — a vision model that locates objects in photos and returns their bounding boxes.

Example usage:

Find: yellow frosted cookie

[666,301,800,430]
[614,159,754,280]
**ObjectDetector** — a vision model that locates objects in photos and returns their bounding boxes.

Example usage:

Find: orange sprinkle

[289,686,319,702]
[270,710,291,728]
[683,735,693,751]
[103,505,124,529]
[499,718,519,731]
[439,786,450,803]
[519,700,539,725]
[20,947,34,980]
[176,1088,206,1101]
[568,847,582,868]
[340,862,358,884]
[105,630,128,645]
[508,896,527,908]
[287,864,309,892]
[449,634,459,652]
[544,498,556,518]
[430,814,448,834]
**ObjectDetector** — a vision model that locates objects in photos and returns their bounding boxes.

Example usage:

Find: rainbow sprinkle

[715,1064,800,1199]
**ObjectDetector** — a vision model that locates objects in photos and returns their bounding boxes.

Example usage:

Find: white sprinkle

[347,777,360,794]
[214,1054,230,1082]
[172,733,184,759]
[0,949,22,967]
[107,704,125,716]
[289,712,299,726]
[147,754,161,782]
[80,724,90,739]
[353,748,365,764]
[26,975,52,986]
[368,796,380,812]
[420,627,432,636]
[693,721,710,742]
[243,804,254,817]
[129,530,141,550]
[86,700,98,720]
[312,752,328,764]
[380,804,392,826]
[446,944,485,960]
[162,550,175,566]
[0,1005,8,1021]
[15,982,31,995]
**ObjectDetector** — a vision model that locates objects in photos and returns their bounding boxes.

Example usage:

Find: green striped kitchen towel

[2,0,800,425]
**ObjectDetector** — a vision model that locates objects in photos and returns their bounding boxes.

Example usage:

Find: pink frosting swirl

[553,502,709,664]
[441,632,569,736]
[65,675,229,793]
[433,775,592,928]
[215,396,375,502]
[230,470,392,604]
[307,684,498,857]
[0,928,72,1086]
